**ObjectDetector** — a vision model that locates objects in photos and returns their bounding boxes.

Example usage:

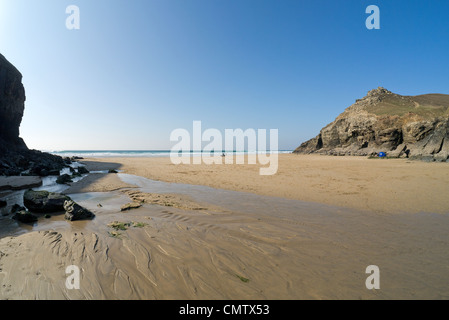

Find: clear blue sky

[1,0,449,151]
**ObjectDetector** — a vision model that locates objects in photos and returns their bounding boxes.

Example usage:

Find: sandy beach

[82,154,449,214]
[3,0,449,304]
[1,154,449,300]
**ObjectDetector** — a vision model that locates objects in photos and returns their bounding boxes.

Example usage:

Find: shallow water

[117,173,352,219]
[2,170,448,239]
[1,170,356,239]
[1,171,449,299]
[0,163,91,237]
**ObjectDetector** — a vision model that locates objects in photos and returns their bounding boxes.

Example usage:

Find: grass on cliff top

[365,94,449,118]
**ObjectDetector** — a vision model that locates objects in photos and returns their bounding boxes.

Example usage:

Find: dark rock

[12,210,38,223]
[0,53,26,150]
[23,190,71,213]
[77,166,89,174]
[0,53,66,176]
[56,174,73,184]
[71,172,81,178]
[29,166,44,176]
[63,200,95,221]
[108,169,118,174]
[0,147,66,177]
[10,204,26,214]
[0,200,6,208]
[48,169,60,176]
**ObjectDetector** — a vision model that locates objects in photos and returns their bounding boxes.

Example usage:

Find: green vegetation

[236,274,250,283]
[108,221,131,231]
[132,222,147,228]
[365,94,449,118]
[107,221,148,234]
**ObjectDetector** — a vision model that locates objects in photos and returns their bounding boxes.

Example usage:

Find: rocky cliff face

[0,54,27,149]
[294,87,449,162]
[0,54,66,176]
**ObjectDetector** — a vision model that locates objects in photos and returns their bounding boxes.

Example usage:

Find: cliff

[0,53,27,150]
[0,53,66,176]
[294,87,449,162]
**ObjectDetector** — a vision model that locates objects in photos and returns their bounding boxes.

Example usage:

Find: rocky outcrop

[77,166,89,174]
[0,53,26,150]
[10,204,38,223]
[0,176,42,191]
[294,87,449,162]
[56,174,73,185]
[64,200,95,221]
[0,148,67,176]
[23,190,71,213]
[0,53,67,176]
[12,209,38,223]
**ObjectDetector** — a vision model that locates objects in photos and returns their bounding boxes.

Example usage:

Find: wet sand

[64,173,135,194]
[1,155,449,300]
[82,154,449,214]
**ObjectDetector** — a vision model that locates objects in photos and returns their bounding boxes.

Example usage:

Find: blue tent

[378,152,386,158]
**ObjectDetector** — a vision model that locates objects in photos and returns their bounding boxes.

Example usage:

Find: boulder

[71,172,82,178]
[12,209,38,223]
[77,166,89,174]
[0,200,6,208]
[11,204,38,223]
[56,174,73,185]
[10,204,26,214]
[23,190,71,213]
[63,200,95,221]
[48,169,61,176]
[434,151,449,162]
[387,143,407,158]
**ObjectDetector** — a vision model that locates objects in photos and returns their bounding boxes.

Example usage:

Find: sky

[1,0,449,151]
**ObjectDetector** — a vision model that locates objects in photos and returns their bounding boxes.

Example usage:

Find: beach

[82,154,449,214]
[1,154,449,300]
[2,0,449,304]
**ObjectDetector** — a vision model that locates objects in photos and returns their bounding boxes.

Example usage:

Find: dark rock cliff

[0,53,27,150]
[294,87,449,162]
[0,53,66,176]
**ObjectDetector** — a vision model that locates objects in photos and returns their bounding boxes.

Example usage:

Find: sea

[50,150,294,158]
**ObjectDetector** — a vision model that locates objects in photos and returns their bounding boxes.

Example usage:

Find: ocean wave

[50,150,293,158]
